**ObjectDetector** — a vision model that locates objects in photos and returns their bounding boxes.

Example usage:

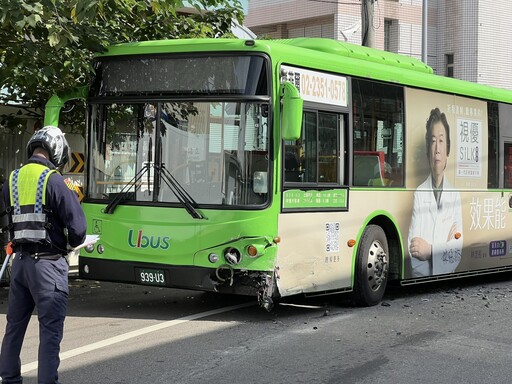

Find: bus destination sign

[281,65,348,107]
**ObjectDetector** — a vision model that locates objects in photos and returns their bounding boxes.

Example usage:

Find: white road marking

[21,302,254,374]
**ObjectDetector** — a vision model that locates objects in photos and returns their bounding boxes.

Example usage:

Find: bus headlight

[224,247,241,265]
[208,253,219,263]
[85,243,95,253]
[97,244,104,254]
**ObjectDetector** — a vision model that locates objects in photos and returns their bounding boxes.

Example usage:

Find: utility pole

[361,0,375,48]
[422,0,428,63]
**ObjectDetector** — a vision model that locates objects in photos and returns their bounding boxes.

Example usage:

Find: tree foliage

[0,0,243,110]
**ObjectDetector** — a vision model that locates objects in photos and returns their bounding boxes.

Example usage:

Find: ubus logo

[128,229,170,250]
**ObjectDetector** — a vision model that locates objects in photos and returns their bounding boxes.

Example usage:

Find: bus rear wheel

[353,224,389,306]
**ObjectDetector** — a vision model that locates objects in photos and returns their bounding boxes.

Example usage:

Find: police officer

[0,126,87,384]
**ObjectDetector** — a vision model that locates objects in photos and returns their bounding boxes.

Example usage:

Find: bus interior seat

[353,155,380,186]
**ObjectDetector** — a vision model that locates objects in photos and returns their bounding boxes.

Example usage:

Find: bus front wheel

[353,224,389,306]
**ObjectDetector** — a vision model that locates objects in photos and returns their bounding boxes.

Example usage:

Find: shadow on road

[1,271,511,323]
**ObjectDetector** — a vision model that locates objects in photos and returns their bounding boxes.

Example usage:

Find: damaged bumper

[79,256,279,310]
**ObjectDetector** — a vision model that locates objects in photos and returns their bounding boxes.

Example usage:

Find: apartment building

[246,0,512,91]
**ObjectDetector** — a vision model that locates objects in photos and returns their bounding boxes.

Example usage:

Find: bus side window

[284,110,341,185]
[285,151,301,182]
[353,152,381,186]
[369,162,393,186]
[352,78,404,187]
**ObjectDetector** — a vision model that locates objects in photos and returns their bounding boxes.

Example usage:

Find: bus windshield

[88,101,270,207]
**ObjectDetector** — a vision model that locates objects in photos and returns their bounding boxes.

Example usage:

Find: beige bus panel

[404,88,512,278]
[277,187,414,296]
[276,211,351,296]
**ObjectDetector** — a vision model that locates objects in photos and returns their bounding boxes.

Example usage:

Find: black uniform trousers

[0,252,68,384]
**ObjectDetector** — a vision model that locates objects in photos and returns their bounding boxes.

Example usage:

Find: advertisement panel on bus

[404,88,511,279]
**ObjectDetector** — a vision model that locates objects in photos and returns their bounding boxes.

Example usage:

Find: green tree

[0,0,243,110]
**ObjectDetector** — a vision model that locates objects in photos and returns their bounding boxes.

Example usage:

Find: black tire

[352,225,389,306]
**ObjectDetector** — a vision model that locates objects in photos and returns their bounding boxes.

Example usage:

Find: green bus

[46,37,512,310]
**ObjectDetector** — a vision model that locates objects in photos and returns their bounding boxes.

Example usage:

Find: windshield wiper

[103,163,151,214]
[158,164,206,220]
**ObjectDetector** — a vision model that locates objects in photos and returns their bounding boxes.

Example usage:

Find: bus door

[278,109,350,296]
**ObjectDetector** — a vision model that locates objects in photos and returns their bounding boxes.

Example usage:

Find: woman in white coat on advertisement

[408,108,463,277]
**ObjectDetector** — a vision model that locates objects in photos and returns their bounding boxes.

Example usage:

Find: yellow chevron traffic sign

[69,152,84,173]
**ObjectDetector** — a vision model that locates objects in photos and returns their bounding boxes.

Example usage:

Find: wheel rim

[366,239,388,292]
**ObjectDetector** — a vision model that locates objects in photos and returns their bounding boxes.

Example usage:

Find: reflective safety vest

[8,163,56,243]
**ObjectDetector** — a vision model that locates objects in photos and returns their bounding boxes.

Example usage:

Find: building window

[446,54,454,77]
[384,19,399,53]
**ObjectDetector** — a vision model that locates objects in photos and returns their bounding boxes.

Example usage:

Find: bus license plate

[136,268,167,286]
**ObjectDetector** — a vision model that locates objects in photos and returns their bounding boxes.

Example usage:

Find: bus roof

[98,38,512,105]
[276,37,434,75]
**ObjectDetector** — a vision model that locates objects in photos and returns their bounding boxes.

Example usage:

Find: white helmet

[27,126,70,168]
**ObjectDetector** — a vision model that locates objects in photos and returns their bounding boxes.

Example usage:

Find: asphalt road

[1,273,512,383]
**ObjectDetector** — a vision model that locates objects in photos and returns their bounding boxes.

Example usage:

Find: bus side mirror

[280,81,303,140]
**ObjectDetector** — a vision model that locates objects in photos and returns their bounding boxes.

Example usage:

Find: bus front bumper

[78,256,277,309]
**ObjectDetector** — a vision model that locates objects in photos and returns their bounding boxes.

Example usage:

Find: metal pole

[361,0,376,48]
[422,0,428,63]
[0,242,13,282]
[0,254,10,281]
